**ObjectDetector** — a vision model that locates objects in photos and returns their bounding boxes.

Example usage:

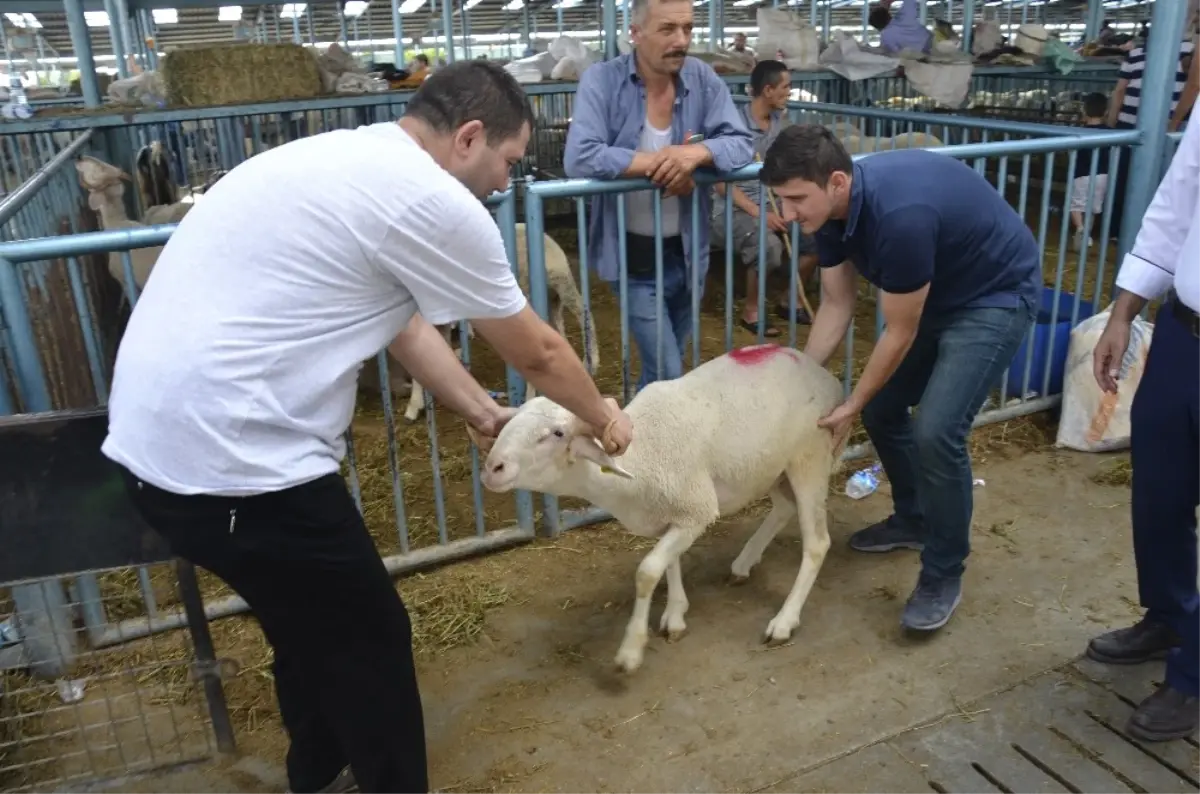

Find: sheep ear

[566,436,633,479]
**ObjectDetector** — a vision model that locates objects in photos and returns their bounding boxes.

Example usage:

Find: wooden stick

[765,186,817,320]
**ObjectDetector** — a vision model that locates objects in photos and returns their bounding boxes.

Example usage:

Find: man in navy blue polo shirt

[761,124,1039,632]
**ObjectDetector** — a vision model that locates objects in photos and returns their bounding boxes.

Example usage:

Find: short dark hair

[749,59,789,96]
[868,5,891,30]
[413,53,429,66]
[761,124,854,188]
[1082,92,1108,118]
[404,60,534,145]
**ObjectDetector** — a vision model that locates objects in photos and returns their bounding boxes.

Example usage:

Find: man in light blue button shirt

[565,0,754,390]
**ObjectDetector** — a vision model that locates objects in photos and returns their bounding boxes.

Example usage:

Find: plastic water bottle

[845,462,882,500]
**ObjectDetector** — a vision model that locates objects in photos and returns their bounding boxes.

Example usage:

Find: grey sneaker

[847,515,925,553]
[901,572,963,632]
[287,767,358,794]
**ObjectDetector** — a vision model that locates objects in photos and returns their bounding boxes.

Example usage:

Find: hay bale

[162,42,324,108]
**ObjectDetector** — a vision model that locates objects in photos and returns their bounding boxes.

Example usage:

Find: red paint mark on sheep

[728,344,788,365]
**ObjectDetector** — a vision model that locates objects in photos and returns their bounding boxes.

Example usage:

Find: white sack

[972,19,1003,55]
[504,51,557,82]
[107,71,167,107]
[901,59,973,107]
[756,8,821,70]
[818,31,898,81]
[548,36,598,80]
[1055,304,1154,453]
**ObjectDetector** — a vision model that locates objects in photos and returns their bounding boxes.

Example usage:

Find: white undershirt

[101,122,527,496]
[624,119,681,238]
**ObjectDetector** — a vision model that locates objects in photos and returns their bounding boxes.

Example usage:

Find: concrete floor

[81,449,1190,794]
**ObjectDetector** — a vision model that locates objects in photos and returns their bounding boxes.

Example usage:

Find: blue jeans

[862,300,1034,580]
[609,248,695,392]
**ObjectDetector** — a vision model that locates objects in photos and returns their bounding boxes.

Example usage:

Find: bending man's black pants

[118,467,429,794]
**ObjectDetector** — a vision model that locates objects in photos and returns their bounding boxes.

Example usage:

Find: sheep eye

[553,429,565,438]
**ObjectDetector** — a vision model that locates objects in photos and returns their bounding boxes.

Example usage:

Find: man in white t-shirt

[103,60,632,794]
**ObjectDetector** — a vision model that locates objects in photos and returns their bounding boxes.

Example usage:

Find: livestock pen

[0,66,1190,794]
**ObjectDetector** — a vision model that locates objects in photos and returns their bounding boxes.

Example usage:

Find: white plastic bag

[548,36,597,80]
[756,8,821,70]
[818,31,898,81]
[504,50,557,82]
[972,19,1003,55]
[548,35,588,61]
[106,71,166,107]
[901,59,973,107]
[1055,305,1154,453]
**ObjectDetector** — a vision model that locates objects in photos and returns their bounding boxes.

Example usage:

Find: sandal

[740,317,781,337]
[775,304,812,325]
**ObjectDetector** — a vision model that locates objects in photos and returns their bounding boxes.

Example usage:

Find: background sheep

[358,323,464,423]
[478,343,847,673]
[75,156,171,295]
[513,222,601,383]
[76,152,221,295]
[839,131,944,155]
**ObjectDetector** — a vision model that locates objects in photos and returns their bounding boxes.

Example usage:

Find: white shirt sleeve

[1114,118,1200,302]
[374,190,528,326]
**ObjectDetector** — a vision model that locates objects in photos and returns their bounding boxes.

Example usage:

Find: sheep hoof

[762,617,799,646]
[659,617,688,642]
[664,627,688,643]
[726,572,750,587]
[613,647,643,674]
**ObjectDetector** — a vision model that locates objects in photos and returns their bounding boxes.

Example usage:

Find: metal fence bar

[0,131,93,231]
[520,129,1141,534]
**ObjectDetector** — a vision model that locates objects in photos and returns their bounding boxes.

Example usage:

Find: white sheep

[513,222,601,382]
[479,343,847,673]
[839,131,944,154]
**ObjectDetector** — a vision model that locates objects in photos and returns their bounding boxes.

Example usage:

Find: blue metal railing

[518,129,1140,533]
[0,117,1145,665]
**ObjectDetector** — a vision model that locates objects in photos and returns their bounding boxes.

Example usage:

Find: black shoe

[900,571,963,632]
[1126,684,1199,742]
[847,514,925,553]
[1086,617,1179,665]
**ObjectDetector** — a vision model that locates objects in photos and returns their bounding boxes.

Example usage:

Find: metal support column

[138,7,158,69]
[112,0,135,72]
[1117,0,1186,257]
[462,0,472,59]
[441,0,455,61]
[293,7,303,42]
[707,0,714,51]
[603,0,617,59]
[961,0,974,53]
[393,0,404,63]
[103,0,129,78]
[63,0,100,106]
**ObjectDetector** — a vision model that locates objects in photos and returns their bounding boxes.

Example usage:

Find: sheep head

[76,156,130,191]
[479,396,631,495]
[76,156,130,211]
